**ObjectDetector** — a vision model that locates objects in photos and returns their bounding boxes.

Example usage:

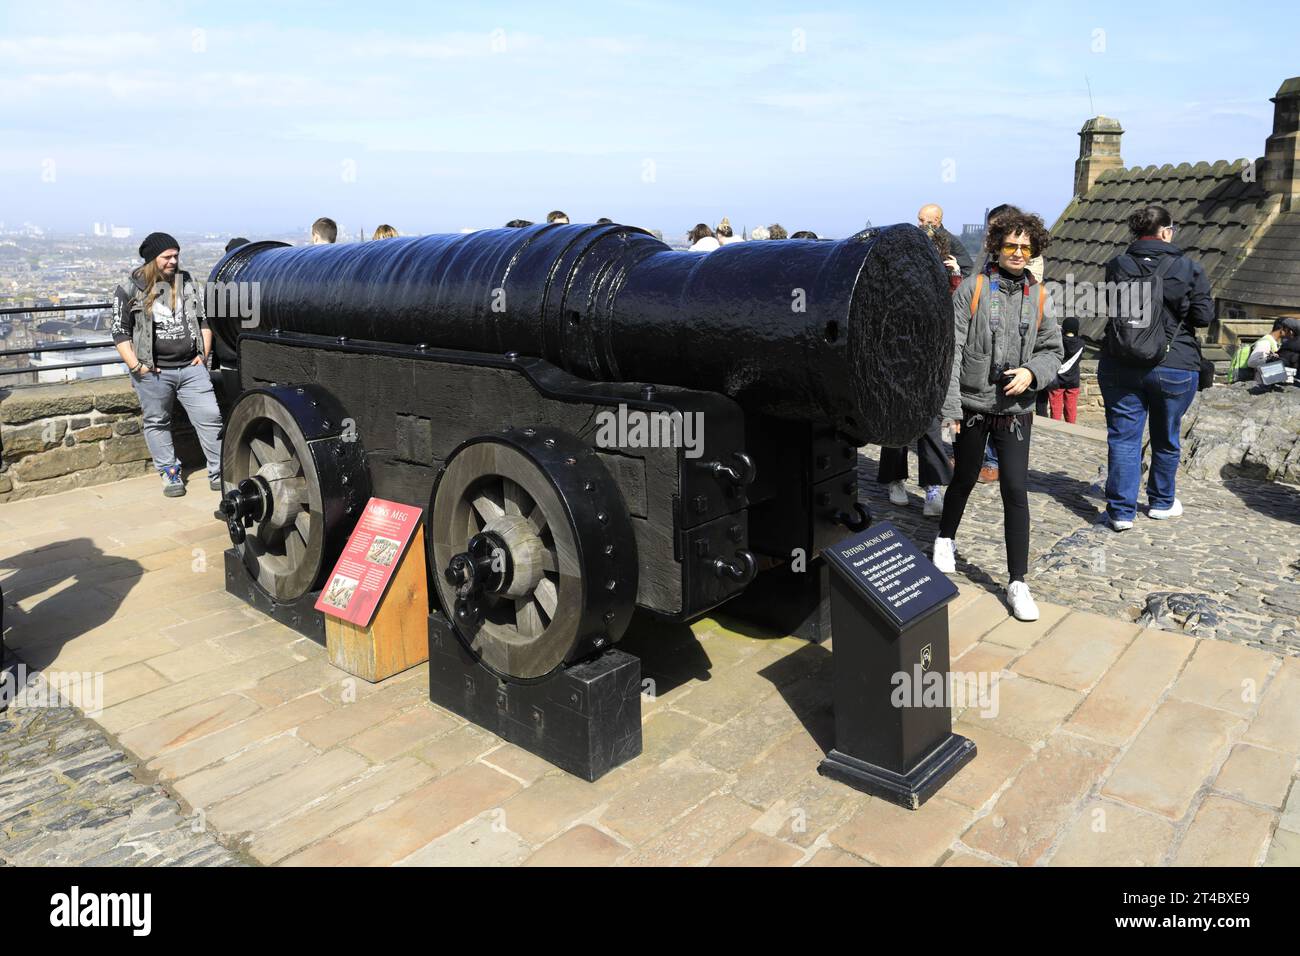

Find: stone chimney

[1262,76,1300,211]
[1074,116,1124,198]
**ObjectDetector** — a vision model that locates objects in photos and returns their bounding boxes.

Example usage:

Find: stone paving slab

[2,465,1298,867]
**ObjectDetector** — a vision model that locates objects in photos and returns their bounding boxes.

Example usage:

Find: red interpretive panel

[315,498,423,628]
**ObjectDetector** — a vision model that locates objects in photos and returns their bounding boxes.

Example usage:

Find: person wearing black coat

[1097,205,1213,531]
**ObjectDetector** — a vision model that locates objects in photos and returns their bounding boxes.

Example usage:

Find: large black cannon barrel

[209,223,952,446]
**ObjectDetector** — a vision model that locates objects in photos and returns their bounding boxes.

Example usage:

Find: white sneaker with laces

[932,537,956,573]
[923,485,944,517]
[888,481,909,506]
[1007,581,1039,622]
[1148,498,1183,520]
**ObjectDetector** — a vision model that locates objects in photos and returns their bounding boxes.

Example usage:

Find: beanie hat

[1062,317,1080,336]
[139,231,179,262]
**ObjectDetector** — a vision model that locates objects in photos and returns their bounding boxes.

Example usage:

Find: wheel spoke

[525,500,548,535]
[285,526,306,566]
[502,478,525,516]
[535,576,558,617]
[272,424,292,462]
[539,549,557,572]
[294,508,312,541]
[471,491,504,523]
[514,598,543,639]
[249,436,273,467]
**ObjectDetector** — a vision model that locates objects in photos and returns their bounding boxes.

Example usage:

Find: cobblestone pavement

[0,659,245,866]
[860,423,1300,655]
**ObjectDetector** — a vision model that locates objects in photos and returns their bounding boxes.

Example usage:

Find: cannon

[210,222,951,775]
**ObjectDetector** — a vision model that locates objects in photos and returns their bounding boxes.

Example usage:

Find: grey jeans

[130,363,223,478]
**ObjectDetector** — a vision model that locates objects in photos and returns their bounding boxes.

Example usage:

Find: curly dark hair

[984,211,1050,259]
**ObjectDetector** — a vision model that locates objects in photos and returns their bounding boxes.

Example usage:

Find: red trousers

[1048,386,1079,423]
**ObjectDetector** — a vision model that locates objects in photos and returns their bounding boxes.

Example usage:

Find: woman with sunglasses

[933,211,1063,621]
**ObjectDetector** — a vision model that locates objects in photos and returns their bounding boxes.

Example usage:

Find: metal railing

[0,302,120,379]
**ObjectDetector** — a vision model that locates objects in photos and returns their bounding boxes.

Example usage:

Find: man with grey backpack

[1096,205,1212,531]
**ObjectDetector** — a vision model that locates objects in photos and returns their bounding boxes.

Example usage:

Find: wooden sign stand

[325,526,430,683]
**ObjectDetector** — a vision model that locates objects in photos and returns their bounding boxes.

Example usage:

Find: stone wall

[0,378,202,502]
[1180,381,1300,484]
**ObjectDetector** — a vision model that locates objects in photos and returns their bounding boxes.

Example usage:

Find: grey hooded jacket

[942,269,1064,422]
[111,269,207,369]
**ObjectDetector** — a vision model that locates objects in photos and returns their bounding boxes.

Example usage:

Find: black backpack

[1105,254,1179,366]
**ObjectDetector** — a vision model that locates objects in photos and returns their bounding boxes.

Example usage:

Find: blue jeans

[1097,362,1199,521]
[131,363,224,479]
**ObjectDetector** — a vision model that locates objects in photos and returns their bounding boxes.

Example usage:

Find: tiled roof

[1218,211,1300,309]
[1046,159,1283,338]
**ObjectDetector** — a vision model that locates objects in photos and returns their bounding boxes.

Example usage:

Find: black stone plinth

[819,732,976,810]
[427,611,642,782]
[223,548,325,645]
[818,525,976,809]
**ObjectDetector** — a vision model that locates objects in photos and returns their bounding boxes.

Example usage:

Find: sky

[1,0,1297,240]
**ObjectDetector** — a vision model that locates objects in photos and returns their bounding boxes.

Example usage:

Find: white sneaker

[1007,581,1039,622]
[923,486,944,517]
[888,481,909,506]
[1148,498,1183,520]
[932,537,956,573]
[1099,514,1132,532]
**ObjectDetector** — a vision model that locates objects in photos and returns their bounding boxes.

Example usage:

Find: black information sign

[823,520,958,629]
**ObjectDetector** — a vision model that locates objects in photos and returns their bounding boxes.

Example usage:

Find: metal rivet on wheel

[296,387,305,394]
[605,579,616,590]
[596,511,608,524]
[522,427,535,437]
[564,457,577,465]
[544,437,556,448]
[584,481,595,492]
[603,611,615,623]
[604,543,614,555]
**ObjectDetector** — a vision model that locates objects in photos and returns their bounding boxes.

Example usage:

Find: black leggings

[938,412,1032,582]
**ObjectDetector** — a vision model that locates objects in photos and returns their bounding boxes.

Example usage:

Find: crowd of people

[874,201,1220,623]
[113,202,1232,630]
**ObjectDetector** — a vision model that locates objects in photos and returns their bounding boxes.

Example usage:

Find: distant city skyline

[2,1,1297,240]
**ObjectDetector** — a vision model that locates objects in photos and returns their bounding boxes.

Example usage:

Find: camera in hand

[989,362,1013,385]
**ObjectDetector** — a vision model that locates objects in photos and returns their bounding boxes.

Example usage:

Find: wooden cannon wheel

[429,427,638,682]
[221,390,333,603]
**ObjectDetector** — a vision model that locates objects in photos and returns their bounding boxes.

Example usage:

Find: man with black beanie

[111,232,224,497]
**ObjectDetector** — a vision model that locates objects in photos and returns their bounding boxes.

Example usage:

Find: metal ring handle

[835,503,870,533]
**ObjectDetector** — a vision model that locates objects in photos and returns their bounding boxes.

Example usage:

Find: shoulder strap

[969,274,985,318]
[1036,285,1046,330]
